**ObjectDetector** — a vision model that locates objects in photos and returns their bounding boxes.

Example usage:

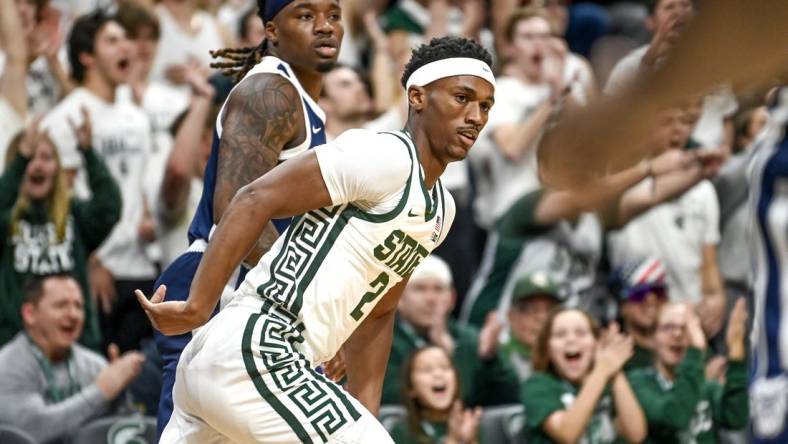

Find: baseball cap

[511,271,561,303]
[610,256,668,303]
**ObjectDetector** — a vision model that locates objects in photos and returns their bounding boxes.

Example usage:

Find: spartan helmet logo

[106,417,149,444]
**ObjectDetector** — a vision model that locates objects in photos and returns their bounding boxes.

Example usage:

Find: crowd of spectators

[0,0,776,442]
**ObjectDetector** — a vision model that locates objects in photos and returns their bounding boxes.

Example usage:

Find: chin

[316,61,337,73]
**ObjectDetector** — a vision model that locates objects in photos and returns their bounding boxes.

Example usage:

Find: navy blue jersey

[188,56,327,243]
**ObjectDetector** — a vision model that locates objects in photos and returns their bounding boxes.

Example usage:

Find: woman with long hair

[391,345,483,444]
[522,308,646,443]
[0,110,121,349]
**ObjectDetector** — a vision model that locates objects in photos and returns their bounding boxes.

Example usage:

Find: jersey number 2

[350,272,390,321]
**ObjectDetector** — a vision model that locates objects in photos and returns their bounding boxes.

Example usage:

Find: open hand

[135,285,204,336]
[447,400,482,444]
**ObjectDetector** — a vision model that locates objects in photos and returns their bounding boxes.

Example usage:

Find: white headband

[405,57,496,91]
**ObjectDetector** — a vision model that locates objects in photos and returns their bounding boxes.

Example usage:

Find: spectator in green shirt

[609,256,669,371]
[381,255,519,407]
[389,345,482,444]
[521,308,646,444]
[628,300,749,443]
[500,271,562,382]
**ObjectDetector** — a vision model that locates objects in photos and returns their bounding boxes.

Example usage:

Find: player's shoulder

[228,71,300,108]
[334,129,413,162]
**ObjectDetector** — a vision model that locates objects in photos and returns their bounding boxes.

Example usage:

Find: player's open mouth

[118,58,130,71]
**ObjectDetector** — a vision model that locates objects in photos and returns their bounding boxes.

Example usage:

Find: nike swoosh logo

[482,66,491,73]
[408,209,419,217]
[312,125,321,134]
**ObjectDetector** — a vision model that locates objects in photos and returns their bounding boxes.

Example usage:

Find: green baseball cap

[511,272,561,303]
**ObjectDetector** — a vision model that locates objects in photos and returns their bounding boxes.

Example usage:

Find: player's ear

[265,21,278,45]
[407,86,426,112]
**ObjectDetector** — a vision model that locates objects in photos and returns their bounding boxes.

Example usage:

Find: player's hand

[324,350,346,383]
[135,285,204,336]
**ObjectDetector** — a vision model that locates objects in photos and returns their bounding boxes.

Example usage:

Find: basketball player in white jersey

[137,36,496,443]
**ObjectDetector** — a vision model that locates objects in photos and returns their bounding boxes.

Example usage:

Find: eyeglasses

[656,322,686,334]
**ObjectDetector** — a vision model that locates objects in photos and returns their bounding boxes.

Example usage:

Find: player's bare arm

[214,73,306,266]
[137,150,331,335]
[344,277,410,415]
[538,0,788,189]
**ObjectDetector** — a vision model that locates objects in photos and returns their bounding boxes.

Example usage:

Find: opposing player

[137,36,495,443]
[151,0,343,436]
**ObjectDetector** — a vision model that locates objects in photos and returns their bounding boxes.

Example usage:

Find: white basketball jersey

[236,129,456,364]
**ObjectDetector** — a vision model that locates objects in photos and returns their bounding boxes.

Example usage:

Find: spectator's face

[508,295,558,348]
[15,0,37,37]
[398,277,452,329]
[651,0,694,32]
[241,13,266,48]
[621,291,666,331]
[547,310,596,383]
[24,278,85,355]
[651,108,691,154]
[22,135,59,200]
[509,17,552,81]
[320,67,372,121]
[748,107,769,141]
[409,347,458,411]
[654,304,690,368]
[131,25,159,74]
[270,0,343,73]
[89,21,133,87]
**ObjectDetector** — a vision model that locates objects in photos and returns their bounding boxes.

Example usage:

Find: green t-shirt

[628,348,749,443]
[522,372,617,444]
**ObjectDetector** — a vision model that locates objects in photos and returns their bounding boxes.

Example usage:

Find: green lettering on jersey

[350,272,390,321]
[373,230,404,261]
[373,230,430,278]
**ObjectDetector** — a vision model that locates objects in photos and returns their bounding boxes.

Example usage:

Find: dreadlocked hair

[210,0,268,82]
[400,36,493,88]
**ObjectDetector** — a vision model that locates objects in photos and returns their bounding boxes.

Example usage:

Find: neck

[656,360,676,381]
[403,118,446,188]
[27,330,68,362]
[289,64,324,102]
[421,408,449,423]
[83,73,116,103]
[164,0,195,22]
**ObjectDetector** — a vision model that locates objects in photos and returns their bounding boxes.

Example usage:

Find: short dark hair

[68,10,115,83]
[22,274,77,306]
[115,2,160,40]
[400,36,493,88]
